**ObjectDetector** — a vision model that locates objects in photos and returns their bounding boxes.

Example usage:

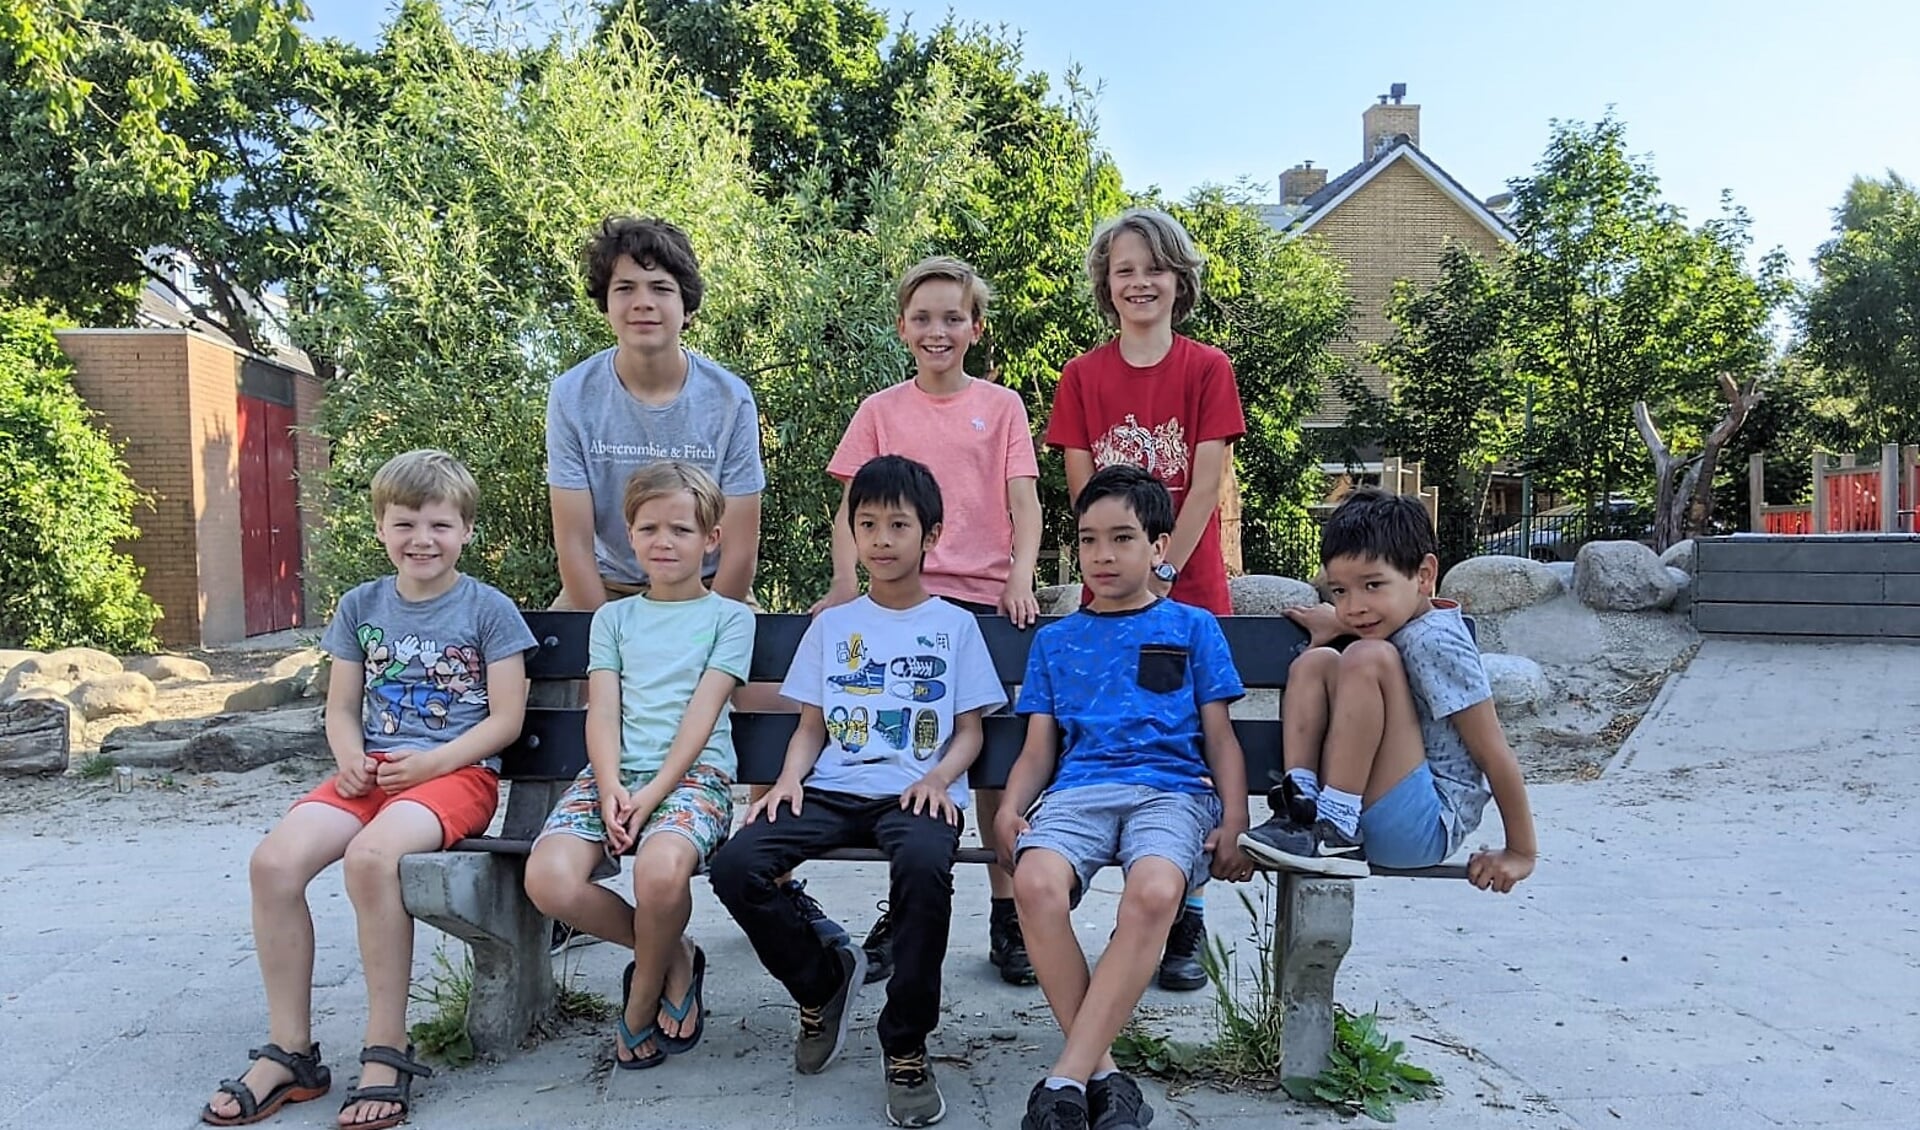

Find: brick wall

[185,335,246,643]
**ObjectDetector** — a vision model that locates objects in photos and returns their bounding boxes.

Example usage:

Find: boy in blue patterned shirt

[996,464,1254,1130]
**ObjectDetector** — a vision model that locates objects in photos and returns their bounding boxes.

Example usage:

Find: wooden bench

[399,609,1468,1080]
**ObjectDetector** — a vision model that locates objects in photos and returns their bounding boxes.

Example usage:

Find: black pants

[709,788,960,1055]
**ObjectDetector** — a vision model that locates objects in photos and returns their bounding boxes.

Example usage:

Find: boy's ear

[1152,531,1172,562]
[1416,552,1439,596]
[923,521,943,552]
[705,523,723,556]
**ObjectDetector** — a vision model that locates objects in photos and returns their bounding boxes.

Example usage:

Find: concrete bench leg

[1274,874,1354,1084]
[400,852,554,1057]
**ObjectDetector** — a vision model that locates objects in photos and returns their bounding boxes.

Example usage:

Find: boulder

[1481,653,1552,717]
[1663,567,1693,615]
[18,647,122,682]
[268,648,325,696]
[69,672,157,721]
[1546,561,1576,590]
[0,698,71,776]
[0,649,41,679]
[1228,574,1322,615]
[223,676,307,713]
[123,654,213,683]
[1438,555,1564,614]
[1659,539,1697,575]
[100,716,202,769]
[180,706,328,773]
[1034,584,1083,617]
[1574,541,1677,612]
[0,667,75,703]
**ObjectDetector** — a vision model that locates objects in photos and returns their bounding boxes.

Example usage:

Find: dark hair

[847,455,943,535]
[1073,463,1174,540]
[583,216,705,316]
[1320,487,1437,576]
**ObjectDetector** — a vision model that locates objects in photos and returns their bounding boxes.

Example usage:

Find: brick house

[57,297,326,647]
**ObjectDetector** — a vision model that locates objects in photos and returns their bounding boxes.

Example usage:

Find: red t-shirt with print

[1046,335,1247,615]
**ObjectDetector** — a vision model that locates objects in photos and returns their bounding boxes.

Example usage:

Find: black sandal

[338,1044,433,1130]
[201,1041,331,1126]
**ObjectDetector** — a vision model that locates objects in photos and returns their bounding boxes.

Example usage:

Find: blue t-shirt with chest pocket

[1015,598,1244,795]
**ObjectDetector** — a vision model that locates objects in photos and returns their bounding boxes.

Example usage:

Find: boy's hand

[619,787,663,852]
[334,752,373,799]
[373,748,444,793]
[809,579,860,616]
[998,580,1040,630]
[899,776,959,825]
[1282,602,1345,647]
[747,776,805,824]
[1467,847,1534,893]
[1206,823,1256,882]
[599,781,636,853]
[992,809,1029,874]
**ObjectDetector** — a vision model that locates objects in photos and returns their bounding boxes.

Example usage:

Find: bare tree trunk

[1634,373,1763,552]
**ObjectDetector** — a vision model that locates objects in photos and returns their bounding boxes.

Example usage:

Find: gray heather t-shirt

[545,346,766,586]
[319,574,539,771]
[1390,601,1493,853]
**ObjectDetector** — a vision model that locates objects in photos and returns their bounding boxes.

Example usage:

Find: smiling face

[1322,552,1436,639]
[852,499,937,588]
[603,254,688,356]
[1105,228,1180,334]
[1076,494,1166,610]
[376,498,472,596]
[626,489,719,592]
[897,278,980,384]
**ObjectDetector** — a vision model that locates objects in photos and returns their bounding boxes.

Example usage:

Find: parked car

[1480,498,1651,562]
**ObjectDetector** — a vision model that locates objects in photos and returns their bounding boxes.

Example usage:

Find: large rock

[99,716,200,768]
[16,647,122,682]
[0,698,71,776]
[1228,574,1322,615]
[1438,555,1564,614]
[0,667,75,703]
[1574,541,1678,612]
[1481,653,1552,717]
[69,672,157,721]
[1034,584,1083,617]
[0,649,41,679]
[1659,539,1697,575]
[223,676,307,713]
[181,706,329,772]
[1663,567,1692,615]
[124,654,212,683]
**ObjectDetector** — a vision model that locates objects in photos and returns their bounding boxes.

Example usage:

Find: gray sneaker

[795,942,867,1074]
[885,1047,946,1127]
[1089,1070,1154,1129]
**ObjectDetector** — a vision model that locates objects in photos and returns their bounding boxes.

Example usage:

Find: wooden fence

[1749,444,1918,535]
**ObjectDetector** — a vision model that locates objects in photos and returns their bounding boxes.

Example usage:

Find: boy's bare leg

[339,800,445,1127]
[1012,850,1091,1030]
[627,834,702,1054]
[1322,640,1427,803]
[525,834,637,949]
[1052,858,1185,1082]
[205,803,364,1121]
[974,791,1016,900]
[1282,648,1340,774]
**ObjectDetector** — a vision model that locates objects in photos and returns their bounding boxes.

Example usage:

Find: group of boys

[201,211,1535,1130]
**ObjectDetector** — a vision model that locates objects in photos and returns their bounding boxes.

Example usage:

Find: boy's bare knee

[1012,857,1072,916]
[249,839,308,897]
[342,837,403,894]
[522,852,572,916]
[1117,866,1184,928]
[632,856,695,908]
[1290,646,1340,679]
[1339,638,1403,680]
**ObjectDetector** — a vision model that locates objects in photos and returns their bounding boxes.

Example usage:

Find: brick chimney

[1362,82,1419,159]
[1280,162,1327,206]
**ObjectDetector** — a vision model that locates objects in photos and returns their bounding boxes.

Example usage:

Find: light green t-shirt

[586,591,756,776]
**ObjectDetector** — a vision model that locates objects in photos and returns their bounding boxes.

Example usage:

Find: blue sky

[302,1,1920,280]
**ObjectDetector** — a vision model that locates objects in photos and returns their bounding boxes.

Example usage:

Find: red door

[238,394,304,635]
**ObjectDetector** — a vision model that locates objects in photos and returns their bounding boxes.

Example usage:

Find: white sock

[1317,787,1362,837]
[1046,1076,1086,1093]
[1091,1068,1118,1082]
[1286,767,1320,797]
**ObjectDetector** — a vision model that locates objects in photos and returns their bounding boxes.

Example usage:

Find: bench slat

[520,611,594,680]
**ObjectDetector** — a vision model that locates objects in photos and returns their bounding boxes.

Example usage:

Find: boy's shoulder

[1394,601,1474,652]
[551,346,613,397]
[685,349,755,402]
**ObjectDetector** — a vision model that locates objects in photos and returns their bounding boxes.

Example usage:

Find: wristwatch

[1152,562,1179,585]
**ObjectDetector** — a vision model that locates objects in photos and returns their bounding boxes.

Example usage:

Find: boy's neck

[394,570,460,603]
[1087,586,1156,614]
[612,345,689,403]
[911,369,971,397]
[867,575,931,611]
[646,576,709,603]
[1117,324,1175,368]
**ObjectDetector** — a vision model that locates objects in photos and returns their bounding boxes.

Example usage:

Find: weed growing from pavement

[1282,1006,1439,1122]
[408,945,475,1067]
[75,753,116,779]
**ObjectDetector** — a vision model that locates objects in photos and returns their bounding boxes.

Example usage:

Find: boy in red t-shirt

[1045,207,1247,991]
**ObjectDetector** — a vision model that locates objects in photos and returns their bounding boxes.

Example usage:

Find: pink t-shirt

[828,378,1040,607]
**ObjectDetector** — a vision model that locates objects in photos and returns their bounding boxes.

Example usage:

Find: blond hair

[895,255,993,323]
[622,461,726,531]
[1085,208,1205,327]
[371,449,479,524]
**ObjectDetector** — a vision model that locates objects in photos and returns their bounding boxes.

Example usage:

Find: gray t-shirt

[1390,601,1493,853]
[545,346,767,586]
[319,574,539,771]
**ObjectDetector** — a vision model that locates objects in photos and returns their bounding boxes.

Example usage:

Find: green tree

[0,300,158,651]
[1802,172,1920,445]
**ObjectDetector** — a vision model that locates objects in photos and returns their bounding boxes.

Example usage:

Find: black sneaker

[989,900,1036,985]
[1238,818,1370,878]
[1088,1070,1154,1130]
[795,941,867,1074]
[861,901,893,985]
[1156,904,1208,992]
[884,1045,946,1126]
[1021,1080,1090,1130]
[784,878,851,947]
[1267,773,1319,828]
[548,921,602,956]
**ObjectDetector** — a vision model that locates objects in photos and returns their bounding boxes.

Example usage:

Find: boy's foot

[1156,903,1208,991]
[884,1046,947,1127]
[1238,819,1370,878]
[1088,1071,1154,1130]
[1267,774,1319,829]
[549,920,602,956]
[861,902,894,985]
[202,1042,330,1126]
[1021,1080,1091,1130]
[795,942,868,1074]
[784,878,851,946]
[988,900,1036,985]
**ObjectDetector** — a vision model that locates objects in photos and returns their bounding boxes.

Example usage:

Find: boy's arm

[747,704,827,823]
[1453,699,1538,892]
[324,658,372,797]
[1160,438,1229,589]
[550,486,607,611]
[1002,476,1042,625]
[1198,699,1255,881]
[813,479,860,612]
[901,706,987,824]
[1063,448,1094,507]
[713,492,761,603]
[584,668,624,787]
[376,654,530,792]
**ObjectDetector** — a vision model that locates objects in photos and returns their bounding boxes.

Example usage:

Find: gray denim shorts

[1015,783,1222,905]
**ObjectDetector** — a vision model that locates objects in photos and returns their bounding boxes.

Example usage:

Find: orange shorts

[295,761,501,849]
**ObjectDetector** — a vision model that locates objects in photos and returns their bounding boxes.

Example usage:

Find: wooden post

[1881,443,1900,533]
[1748,452,1765,532]
[1811,451,1829,534]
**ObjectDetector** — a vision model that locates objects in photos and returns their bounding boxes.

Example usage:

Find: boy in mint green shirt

[524,462,755,1070]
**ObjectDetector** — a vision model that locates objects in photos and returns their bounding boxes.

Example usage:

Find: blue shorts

[1358,762,1450,869]
[1015,783,1221,905]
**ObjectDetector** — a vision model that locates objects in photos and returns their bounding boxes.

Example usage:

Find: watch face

[1153,563,1178,583]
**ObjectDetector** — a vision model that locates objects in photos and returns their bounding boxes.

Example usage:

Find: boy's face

[1322,552,1437,639]
[1076,495,1168,607]
[376,498,472,589]
[1106,229,1177,332]
[604,254,687,355]
[627,490,719,589]
[852,499,938,587]
[896,278,980,382]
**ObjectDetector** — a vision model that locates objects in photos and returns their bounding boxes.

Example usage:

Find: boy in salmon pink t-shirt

[1045,206,1247,993]
[815,255,1044,988]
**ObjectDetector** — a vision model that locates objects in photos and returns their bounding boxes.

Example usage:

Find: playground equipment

[1749,444,1918,535]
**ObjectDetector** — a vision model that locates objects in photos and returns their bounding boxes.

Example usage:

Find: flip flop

[656,944,707,1055]
[201,1042,331,1126]
[616,961,666,1070]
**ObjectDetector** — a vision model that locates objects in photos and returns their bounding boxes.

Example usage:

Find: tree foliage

[1802,172,1920,446]
[0,300,158,651]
